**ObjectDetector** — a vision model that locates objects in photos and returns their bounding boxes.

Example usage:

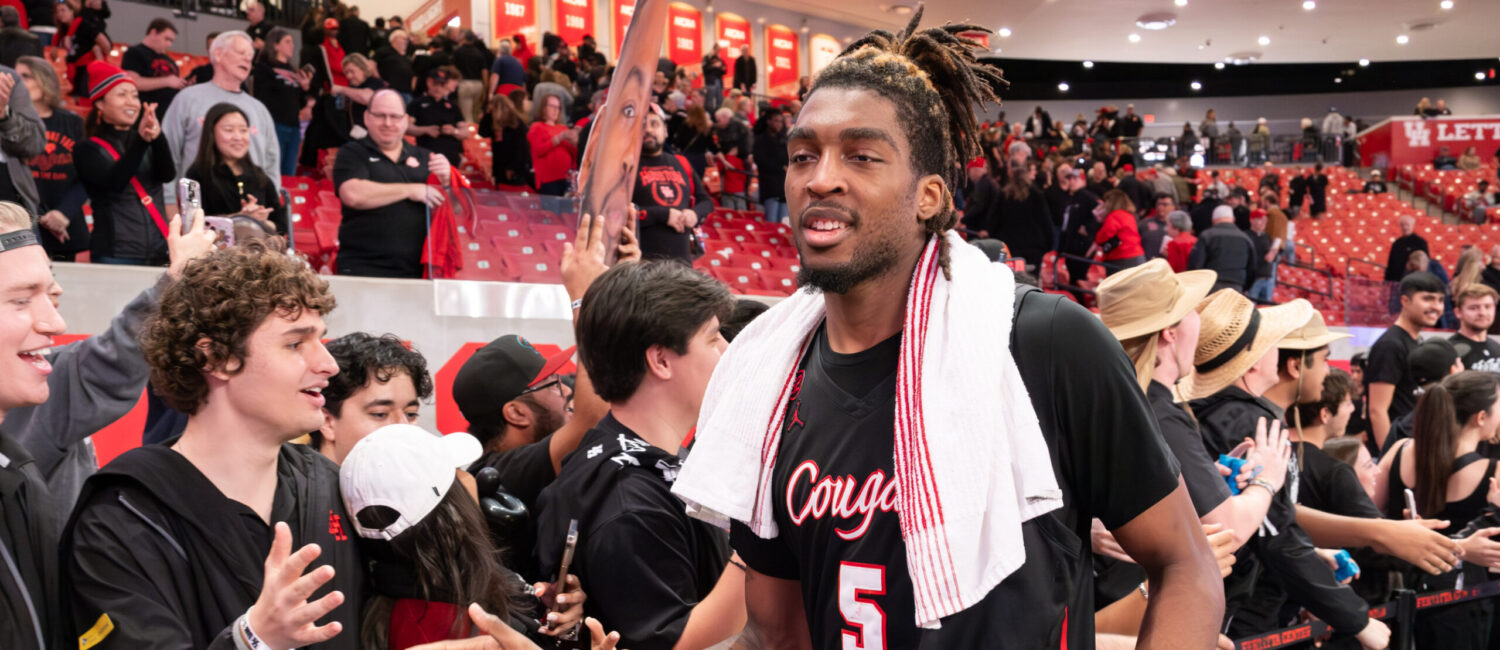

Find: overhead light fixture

[1174,0,1187,6]
[1214,61,1225,69]
[1479,71,1488,80]
[998,27,1012,37]
[1303,0,1315,9]
[1190,81,1202,90]
[1359,58,1370,66]
[1334,77,1342,83]
[1058,82,1070,92]
[1136,12,1177,30]
[1441,0,1454,9]
[1128,33,1142,43]
[885,3,914,15]
[1082,60,1094,68]
[1258,35,1271,46]
[1396,34,1409,44]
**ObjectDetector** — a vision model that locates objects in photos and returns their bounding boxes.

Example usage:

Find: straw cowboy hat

[1278,311,1350,350]
[1179,290,1316,401]
[1097,259,1217,341]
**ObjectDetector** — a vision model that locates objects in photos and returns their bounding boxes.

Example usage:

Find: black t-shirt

[1367,325,1420,420]
[246,21,273,47]
[469,441,555,580]
[1298,443,1381,519]
[1250,230,1274,278]
[1147,380,1230,517]
[409,92,465,166]
[332,137,433,278]
[374,46,415,94]
[1450,333,1500,374]
[454,43,491,80]
[733,291,1182,649]
[349,77,387,129]
[251,59,307,127]
[120,44,179,118]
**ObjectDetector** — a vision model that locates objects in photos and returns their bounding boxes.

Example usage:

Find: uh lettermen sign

[1358,115,1500,170]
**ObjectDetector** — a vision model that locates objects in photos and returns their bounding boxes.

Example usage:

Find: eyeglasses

[366,111,406,123]
[520,377,565,400]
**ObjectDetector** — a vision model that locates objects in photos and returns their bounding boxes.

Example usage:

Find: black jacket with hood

[0,432,61,650]
[61,442,364,649]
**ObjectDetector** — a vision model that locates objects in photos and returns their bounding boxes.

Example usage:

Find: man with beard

[1449,284,1500,373]
[634,106,711,262]
[673,11,1222,649]
[1367,271,1446,451]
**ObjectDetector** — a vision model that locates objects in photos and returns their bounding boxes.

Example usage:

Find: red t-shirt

[1165,232,1197,272]
[322,40,348,88]
[527,122,577,185]
[1095,209,1144,260]
[387,599,471,649]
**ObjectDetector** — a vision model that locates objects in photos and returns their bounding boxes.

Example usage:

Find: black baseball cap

[452,335,574,423]
[427,68,454,83]
[1408,338,1459,388]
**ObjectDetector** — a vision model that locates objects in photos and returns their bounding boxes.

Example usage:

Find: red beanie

[966,156,987,170]
[86,62,132,103]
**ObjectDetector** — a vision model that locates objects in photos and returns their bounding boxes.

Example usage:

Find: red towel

[422,173,472,280]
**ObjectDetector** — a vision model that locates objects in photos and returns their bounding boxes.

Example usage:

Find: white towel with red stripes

[672,230,1063,629]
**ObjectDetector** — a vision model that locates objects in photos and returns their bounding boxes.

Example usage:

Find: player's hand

[428,153,453,186]
[1371,517,1461,575]
[1091,518,1134,563]
[246,522,345,649]
[139,102,161,141]
[532,574,586,636]
[1204,523,1236,578]
[167,209,219,279]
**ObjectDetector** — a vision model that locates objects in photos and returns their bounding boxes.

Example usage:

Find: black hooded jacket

[1190,387,1371,637]
[533,414,729,650]
[0,432,60,650]
[61,443,364,649]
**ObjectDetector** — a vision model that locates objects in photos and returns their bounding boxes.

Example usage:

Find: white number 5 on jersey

[839,562,886,650]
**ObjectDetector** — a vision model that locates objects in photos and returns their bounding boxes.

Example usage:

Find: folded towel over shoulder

[673,231,1063,629]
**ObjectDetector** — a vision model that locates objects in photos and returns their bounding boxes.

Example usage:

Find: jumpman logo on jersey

[787,370,806,430]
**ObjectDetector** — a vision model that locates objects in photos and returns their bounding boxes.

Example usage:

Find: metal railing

[1275,261,1333,298]
[1012,133,1352,168]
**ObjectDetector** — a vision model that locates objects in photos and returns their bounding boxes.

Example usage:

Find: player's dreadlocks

[809,4,1005,278]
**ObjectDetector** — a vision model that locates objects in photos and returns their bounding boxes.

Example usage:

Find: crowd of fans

[7,3,1500,650]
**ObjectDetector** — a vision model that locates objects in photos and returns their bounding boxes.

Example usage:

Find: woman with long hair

[673,103,712,179]
[76,62,174,266]
[527,92,577,196]
[1087,188,1146,274]
[1377,370,1500,649]
[341,425,611,649]
[184,103,288,234]
[17,56,90,260]
[1453,246,1485,298]
[333,53,387,129]
[480,92,532,188]
[993,161,1055,269]
[252,27,311,177]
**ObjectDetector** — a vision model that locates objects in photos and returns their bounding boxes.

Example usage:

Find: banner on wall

[490,0,538,48]
[809,33,839,75]
[765,24,799,99]
[715,12,750,72]
[959,30,990,50]
[410,0,476,36]
[554,0,595,45]
[667,3,702,67]
[613,0,635,56]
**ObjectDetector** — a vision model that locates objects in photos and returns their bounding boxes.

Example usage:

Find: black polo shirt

[332,137,433,278]
[408,91,465,167]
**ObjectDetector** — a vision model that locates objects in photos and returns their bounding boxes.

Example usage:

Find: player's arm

[672,558,747,650]
[1111,480,1225,650]
[1295,504,1459,576]
[730,567,811,650]
[1367,382,1395,450]
[547,213,625,472]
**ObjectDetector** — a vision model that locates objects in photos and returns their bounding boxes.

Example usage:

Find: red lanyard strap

[90,136,169,239]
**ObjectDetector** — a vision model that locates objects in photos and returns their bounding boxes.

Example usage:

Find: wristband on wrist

[235,611,269,650]
[1137,582,1149,601]
[570,298,583,311]
[1247,478,1278,497]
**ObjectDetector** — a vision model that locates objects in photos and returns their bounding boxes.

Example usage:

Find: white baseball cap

[339,424,483,541]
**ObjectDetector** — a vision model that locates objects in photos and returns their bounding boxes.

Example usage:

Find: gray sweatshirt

[161,82,281,204]
[3,280,162,515]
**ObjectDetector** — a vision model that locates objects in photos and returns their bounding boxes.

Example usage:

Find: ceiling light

[1258,35,1271,46]
[1174,0,1187,6]
[1190,81,1202,90]
[1441,0,1454,9]
[1396,34,1409,44]
[1082,60,1094,68]
[998,27,1012,37]
[1136,12,1177,30]
[1359,58,1370,66]
[1128,33,1142,43]
[885,4,914,15]
[1214,62,1225,69]
[1334,77,1343,83]
[1058,82,1070,92]
[1303,0,1315,9]
[1479,71,1488,80]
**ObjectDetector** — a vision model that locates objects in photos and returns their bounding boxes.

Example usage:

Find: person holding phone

[252,27,311,177]
[184,102,287,234]
[76,61,174,266]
